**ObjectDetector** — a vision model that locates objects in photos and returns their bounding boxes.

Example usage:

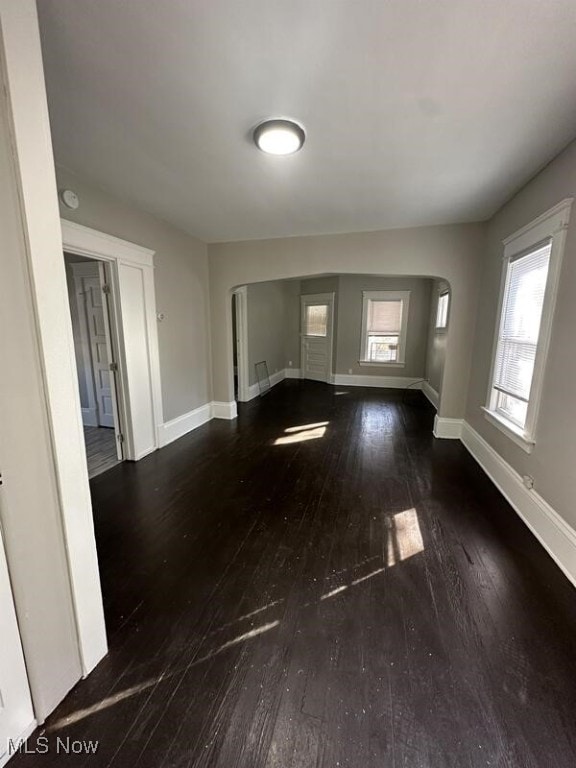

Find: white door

[0,525,34,763]
[300,293,334,382]
[84,265,120,436]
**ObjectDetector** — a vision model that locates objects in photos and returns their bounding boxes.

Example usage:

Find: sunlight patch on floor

[274,425,327,445]
[386,508,424,566]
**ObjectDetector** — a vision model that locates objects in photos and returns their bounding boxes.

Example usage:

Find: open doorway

[64,253,125,478]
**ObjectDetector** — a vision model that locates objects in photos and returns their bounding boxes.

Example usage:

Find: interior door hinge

[110,362,118,372]
[102,284,111,295]
[117,433,124,444]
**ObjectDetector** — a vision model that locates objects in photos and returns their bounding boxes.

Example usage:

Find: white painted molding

[61,219,154,267]
[81,407,98,427]
[62,219,164,462]
[0,719,37,768]
[461,422,576,588]
[247,369,286,400]
[157,403,212,448]
[212,400,238,420]
[433,415,463,439]
[0,0,107,680]
[421,381,439,409]
[333,374,423,389]
[284,368,302,379]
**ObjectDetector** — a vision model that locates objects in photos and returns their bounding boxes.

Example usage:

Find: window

[304,304,328,336]
[484,199,572,451]
[360,291,410,365]
[436,292,449,330]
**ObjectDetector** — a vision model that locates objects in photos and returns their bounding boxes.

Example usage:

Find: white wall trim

[0,0,107,685]
[61,219,155,267]
[232,286,250,402]
[285,368,302,379]
[421,381,439,409]
[333,374,422,389]
[0,718,38,768]
[433,415,463,439]
[461,422,576,588]
[157,403,212,448]
[62,219,164,461]
[212,400,238,420]
[246,368,286,401]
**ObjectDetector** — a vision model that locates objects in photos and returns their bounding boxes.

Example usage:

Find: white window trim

[484,198,573,451]
[359,290,410,367]
[435,291,450,332]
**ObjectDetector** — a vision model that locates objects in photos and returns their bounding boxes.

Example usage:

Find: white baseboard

[246,369,286,401]
[284,368,302,379]
[333,374,423,389]
[157,403,213,448]
[433,415,463,439]
[212,400,237,420]
[1,719,37,767]
[81,407,98,427]
[421,381,439,409]
[461,422,576,588]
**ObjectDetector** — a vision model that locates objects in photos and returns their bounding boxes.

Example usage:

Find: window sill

[359,360,405,368]
[481,407,535,454]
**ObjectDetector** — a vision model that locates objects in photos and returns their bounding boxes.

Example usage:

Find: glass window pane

[436,293,449,328]
[305,304,328,336]
[496,391,528,428]
[367,334,399,362]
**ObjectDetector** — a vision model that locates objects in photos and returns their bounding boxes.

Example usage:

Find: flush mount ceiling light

[253,119,305,155]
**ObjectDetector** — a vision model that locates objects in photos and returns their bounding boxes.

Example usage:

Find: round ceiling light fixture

[253,118,305,155]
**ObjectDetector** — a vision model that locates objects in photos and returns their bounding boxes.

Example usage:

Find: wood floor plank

[12,381,576,767]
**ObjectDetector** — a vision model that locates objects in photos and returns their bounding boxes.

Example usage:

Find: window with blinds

[491,243,551,428]
[360,291,410,364]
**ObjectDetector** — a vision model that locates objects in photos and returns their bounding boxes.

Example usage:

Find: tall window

[485,199,572,451]
[360,291,410,365]
[436,292,449,330]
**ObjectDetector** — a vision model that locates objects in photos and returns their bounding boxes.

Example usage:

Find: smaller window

[436,292,449,330]
[360,291,410,365]
[305,304,328,337]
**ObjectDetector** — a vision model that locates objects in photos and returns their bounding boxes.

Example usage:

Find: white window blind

[436,293,449,329]
[492,243,551,427]
[367,299,402,334]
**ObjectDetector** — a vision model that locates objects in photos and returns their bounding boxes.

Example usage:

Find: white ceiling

[38,0,576,243]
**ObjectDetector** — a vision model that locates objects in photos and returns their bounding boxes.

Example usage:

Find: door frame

[232,286,250,402]
[300,292,335,383]
[62,219,163,461]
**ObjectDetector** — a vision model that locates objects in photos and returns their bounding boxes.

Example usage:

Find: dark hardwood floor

[13,381,576,767]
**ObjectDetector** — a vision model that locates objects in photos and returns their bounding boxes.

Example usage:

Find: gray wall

[209,224,484,418]
[247,281,289,385]
[426,280,450,394]
[466,137,576,530]
[56,166,212,422]
[335,275,432,377]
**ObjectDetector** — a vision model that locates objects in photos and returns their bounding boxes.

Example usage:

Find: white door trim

[300,293,335,383]
[0,0,106,685]
[62,219,164,460]
[232,286,250,402]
